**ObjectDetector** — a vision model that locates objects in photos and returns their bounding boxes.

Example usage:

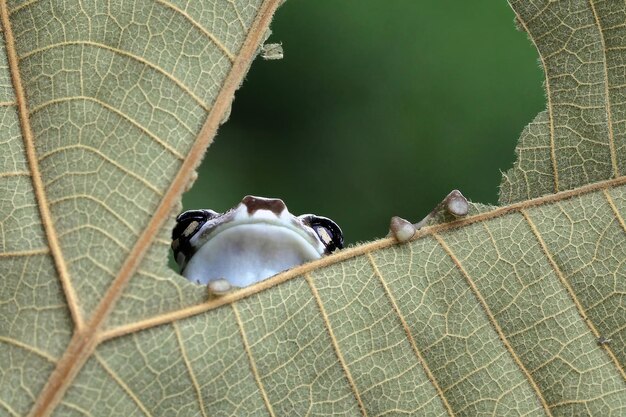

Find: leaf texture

[1,1,626,417]
[500,0,626,203]
[0,0,279,415]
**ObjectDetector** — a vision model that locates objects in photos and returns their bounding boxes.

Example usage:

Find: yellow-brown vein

[603,189,626,232]
[50,194,139,235]
[81,256,116,278]
[172,322,208,417]
[305,273,368,417]
[228,0,247,31]
[433,233,553,416]
[0,100,14,106]
[366,253,454,416]
[589,0,620,178]
[154,0,235,62]
[26,2,283,416]
[0,248,49,257]
[0,336,57,363]
[30,94,195,137]
[510,3,559,192]
[0,399,19,417]
[7,0,37,15]
[445,354,512,397]
[93,353,153,417]
[0,0,83,329]
[521,209,626,383]
[20,41,210,111]
[550,387,626,409]
[30,96,185,160]
[135,268,183,290]
[99,176,626,342]
[59,225,130,252]
[231,303,276,417]
[0,171,29,178]
[57,402,92,417]
[261,328,323,380]
[39,144,163,196]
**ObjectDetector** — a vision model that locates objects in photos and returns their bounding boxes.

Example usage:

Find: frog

[171,195,343,288]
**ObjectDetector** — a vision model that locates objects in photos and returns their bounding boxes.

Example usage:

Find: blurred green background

[182,0,544,244]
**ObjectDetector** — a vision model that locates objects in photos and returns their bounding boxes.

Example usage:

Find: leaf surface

[1,1,626,417]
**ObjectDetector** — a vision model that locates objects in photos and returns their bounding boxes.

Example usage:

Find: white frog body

[172,196,343,287]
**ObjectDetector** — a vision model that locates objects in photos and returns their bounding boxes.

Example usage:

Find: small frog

[172,196,343,287]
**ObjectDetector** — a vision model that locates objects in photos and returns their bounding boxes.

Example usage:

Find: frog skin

[172,196,343,287]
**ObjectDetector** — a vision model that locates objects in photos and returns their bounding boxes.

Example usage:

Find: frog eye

[299,215,344,254]
[172,209,219,240]
[172,209,219,267]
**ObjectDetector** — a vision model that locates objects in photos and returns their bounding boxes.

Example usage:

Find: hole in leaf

[180,0,544,252]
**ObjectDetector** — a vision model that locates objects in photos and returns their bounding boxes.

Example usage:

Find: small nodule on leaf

[445,190,469,217]
[207,279,233,297]
[413,189,470,230]
[597,336,612,345]
[389,216,416,243]
[261,43,284,60]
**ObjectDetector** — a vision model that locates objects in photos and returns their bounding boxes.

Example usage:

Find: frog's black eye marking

[172,209,219,269]
[300,215,344,254]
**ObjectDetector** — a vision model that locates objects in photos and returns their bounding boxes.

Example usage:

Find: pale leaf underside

[0,1,625,417]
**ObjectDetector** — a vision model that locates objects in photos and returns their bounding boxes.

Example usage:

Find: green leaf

[1,1,625,417]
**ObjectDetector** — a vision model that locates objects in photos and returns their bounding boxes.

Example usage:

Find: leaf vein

[172,322,208,417]
[20,41,210,111]
[603,189,626,233]
[50,194,139,235]
[59,224,130,252]
[0,336,57,363]
[0,171,29,178]
[30,96,185,160]
[0,248,49,257]
[521,209,626,383]
[433,233,553,416]
[231,302,276,417]
[305,273,368,417]
[93,353,154,417]
[26,2,285,413]
[0,398,20,417]
[366,253,454,417]
[57,401,92,417]
[0,0,83,329]
[39,143,163,196]
[154,0,236,62]
[588,0,619,178]
[510,3,559,192]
